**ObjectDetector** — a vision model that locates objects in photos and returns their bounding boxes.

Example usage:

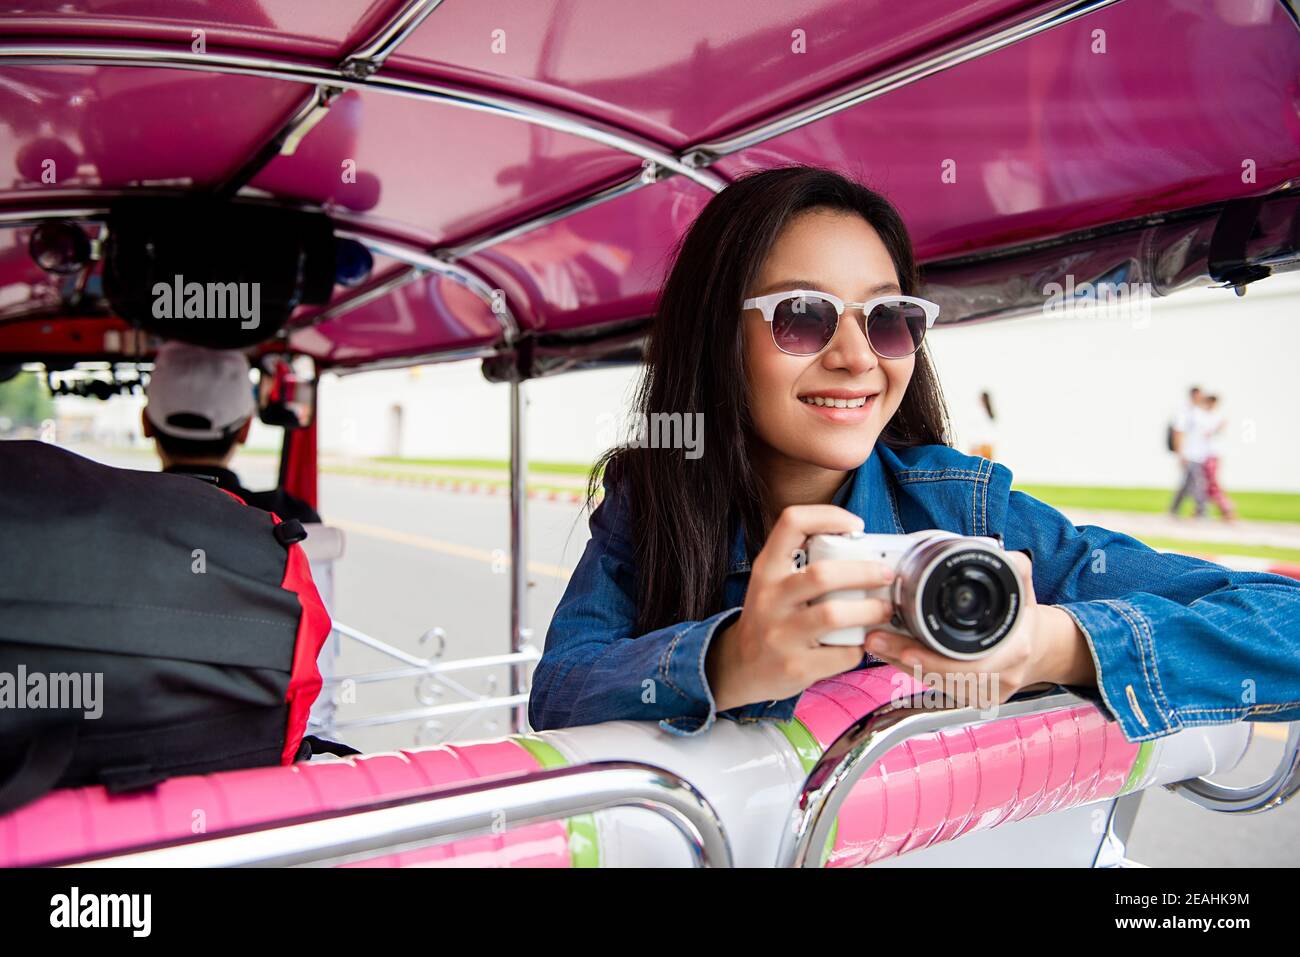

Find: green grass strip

[1015,483,1300,524]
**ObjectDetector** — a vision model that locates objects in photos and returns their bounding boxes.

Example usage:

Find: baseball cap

[145,342,256,441]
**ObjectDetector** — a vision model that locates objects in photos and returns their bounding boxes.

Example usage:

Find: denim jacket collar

[725,445,902,574]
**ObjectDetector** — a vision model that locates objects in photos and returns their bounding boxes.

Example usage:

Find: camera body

[805,529,1023,660]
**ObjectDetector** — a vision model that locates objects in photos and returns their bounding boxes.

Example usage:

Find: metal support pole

[509,378,530,732]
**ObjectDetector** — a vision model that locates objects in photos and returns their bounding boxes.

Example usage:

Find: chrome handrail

[1169,722,1300,814]
[60,761,733,868]
[320,651,541,686]
[326,693,531,732]
[776,688,1089,868]
[316,622,541,741]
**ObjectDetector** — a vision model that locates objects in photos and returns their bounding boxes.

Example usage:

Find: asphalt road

[62,445,1300,866]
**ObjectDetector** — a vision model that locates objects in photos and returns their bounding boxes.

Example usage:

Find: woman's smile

[797,388,878,423]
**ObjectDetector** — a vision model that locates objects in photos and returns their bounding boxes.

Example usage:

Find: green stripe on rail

[776,717,838,867]
[511,734,601,868]
[1117,740,1156,796]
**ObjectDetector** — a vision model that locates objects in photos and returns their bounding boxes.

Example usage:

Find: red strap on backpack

[215,488,331,764]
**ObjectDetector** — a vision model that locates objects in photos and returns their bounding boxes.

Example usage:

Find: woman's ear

[235,418,253,445]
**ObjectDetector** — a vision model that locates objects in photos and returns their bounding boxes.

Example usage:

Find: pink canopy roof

[0,0,1297,371]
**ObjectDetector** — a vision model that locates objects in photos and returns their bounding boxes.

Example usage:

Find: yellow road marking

[330,517,574,581]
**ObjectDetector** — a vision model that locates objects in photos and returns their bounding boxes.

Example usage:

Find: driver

[142,341,321,525]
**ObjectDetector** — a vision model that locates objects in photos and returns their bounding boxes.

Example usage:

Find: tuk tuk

[0,0,1297,867]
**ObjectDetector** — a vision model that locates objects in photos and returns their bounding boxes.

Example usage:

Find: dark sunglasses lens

[772,296,838,355]
[867,301,928,357]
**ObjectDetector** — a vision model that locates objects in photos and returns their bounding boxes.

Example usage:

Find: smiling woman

[529,167,971,730]
[588,167,952,640]
[528,164,1300,744]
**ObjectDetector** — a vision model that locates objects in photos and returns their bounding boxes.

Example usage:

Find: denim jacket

[528,443,1300,742]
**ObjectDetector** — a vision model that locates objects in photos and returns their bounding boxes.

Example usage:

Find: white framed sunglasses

[742,288,940,358]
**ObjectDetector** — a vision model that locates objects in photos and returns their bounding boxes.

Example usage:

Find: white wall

[315,358,642,464]
[928,271,1300,491]
[318,362,509,460]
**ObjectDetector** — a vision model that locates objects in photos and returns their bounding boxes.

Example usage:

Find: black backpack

[0,441,333,815]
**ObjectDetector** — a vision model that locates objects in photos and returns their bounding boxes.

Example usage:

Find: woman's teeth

[800,395,870,408]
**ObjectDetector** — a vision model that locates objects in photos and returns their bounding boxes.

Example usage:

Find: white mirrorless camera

[805,530,1023,660]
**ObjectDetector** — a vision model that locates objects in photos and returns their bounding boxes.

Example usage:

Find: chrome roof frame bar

[342,0,450,79]
[216,0,449,196]
[687,0,1123,164]
[213,83,342,197]
[0,41,726,192]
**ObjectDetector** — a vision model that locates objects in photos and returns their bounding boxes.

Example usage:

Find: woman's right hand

[704,505,899,712]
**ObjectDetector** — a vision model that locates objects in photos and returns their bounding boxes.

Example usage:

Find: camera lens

[938,567,996,628]
[894,535,1022,659]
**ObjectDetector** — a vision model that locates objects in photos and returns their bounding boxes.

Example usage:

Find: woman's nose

[820,310,878,374]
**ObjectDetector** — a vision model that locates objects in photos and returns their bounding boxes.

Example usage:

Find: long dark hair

[589,165,951,635]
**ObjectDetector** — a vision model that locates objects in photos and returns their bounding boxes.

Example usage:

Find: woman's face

[742,208,915,473]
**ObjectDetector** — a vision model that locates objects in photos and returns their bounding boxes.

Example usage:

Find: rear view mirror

[257,354,316,429]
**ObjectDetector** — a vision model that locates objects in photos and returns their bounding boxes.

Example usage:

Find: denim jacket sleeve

[528,477,791,737]
[988,464,1300,742]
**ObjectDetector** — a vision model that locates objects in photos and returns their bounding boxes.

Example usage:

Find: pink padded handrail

[793,667,1138,866]
[1,666,1139,867]
[0,738,570,868]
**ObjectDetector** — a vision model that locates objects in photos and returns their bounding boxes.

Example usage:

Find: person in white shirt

[1199,393,1237,521]
[1169,385,1210,517]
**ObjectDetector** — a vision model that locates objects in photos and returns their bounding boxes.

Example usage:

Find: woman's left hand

[863,550,1098,703]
